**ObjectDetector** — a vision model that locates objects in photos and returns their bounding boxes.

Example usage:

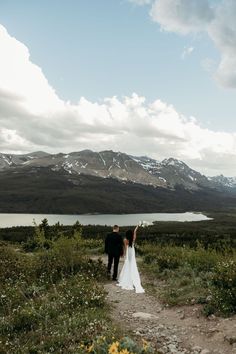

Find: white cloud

[150,0,213,35]
[149,0,236,88]
[0,24,64,115]
[208,0,236,87]
[182,46,194,59]
[0,128,32,152]
[1,24,236,176]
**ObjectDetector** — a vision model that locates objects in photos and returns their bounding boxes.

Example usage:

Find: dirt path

[99,256,236,354]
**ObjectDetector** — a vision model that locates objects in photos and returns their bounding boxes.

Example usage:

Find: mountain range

[0,150,235,214]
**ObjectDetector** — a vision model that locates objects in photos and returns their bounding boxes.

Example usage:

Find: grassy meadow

[1,212,236,353]
[139,242,236,315]
[0,223,154,354]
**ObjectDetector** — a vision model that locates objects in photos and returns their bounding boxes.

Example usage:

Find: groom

[105,225,124,281]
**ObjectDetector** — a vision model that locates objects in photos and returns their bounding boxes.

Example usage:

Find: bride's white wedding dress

[117,244,145,293]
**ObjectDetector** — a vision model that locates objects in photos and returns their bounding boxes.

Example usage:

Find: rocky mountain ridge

[0,150,235,192]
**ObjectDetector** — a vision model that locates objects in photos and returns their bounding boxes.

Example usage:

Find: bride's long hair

[125,229,134,247]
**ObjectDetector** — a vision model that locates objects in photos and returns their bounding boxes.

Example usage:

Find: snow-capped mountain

[0,150,235,192]
[160,158,214,190]
[0,151,50,170]
[134,157,213,190]
[1,149,236,214]
[208,175,236,188]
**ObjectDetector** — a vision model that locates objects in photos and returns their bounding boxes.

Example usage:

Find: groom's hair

[113,225,119,231]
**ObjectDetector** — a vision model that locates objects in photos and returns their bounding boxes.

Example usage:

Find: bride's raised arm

[133,224,139,242]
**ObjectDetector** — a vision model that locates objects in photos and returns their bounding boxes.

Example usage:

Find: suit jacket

[105,232,123,256]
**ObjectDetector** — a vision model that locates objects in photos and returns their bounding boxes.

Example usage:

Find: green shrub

[185,243,220,272]
[35,240,106,282]
[141,242,236,312]
[143,245,183,271]
[208,259,236,315]
[142,243,224,274]
[0,257,109,352]
[0,246,30,282]
[0,236,110,353]
[11,307,41,332]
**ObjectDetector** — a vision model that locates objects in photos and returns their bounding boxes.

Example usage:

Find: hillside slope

[0,166,235,214]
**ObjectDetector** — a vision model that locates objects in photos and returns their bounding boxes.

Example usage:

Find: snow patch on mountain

[209,175,236,188]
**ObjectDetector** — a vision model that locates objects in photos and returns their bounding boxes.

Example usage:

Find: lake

[0,212,211,228]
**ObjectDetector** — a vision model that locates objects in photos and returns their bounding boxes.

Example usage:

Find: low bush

[0,240,110,353]
[207,259,236,315]
[0,238,156,353]
[141,242,236,314]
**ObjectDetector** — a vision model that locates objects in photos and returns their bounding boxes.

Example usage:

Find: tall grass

[0,239,110,353]
[140,242,236,315]
[0,226,156,353]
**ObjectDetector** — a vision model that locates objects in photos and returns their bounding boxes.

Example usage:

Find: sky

[0,0,236,176]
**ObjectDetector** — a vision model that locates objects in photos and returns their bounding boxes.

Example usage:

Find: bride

[117,224,145,293]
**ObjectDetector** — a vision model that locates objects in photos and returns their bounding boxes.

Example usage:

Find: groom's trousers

[107,253,120,280]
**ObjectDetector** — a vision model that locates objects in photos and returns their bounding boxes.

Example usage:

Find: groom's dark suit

[105,231,123,280]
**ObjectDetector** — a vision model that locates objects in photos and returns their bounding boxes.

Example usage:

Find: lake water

[0,212,211,228]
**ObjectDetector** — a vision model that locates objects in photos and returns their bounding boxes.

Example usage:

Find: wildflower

[87,344,94,352]
[108,341,119,354]
[119,349,130,354]
[142,339,149,351]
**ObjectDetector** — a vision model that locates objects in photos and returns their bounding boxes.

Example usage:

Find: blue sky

[0,0,236,175]
[0,0,235,131]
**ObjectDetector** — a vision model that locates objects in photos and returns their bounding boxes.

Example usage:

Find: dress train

[117,246,145,293]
